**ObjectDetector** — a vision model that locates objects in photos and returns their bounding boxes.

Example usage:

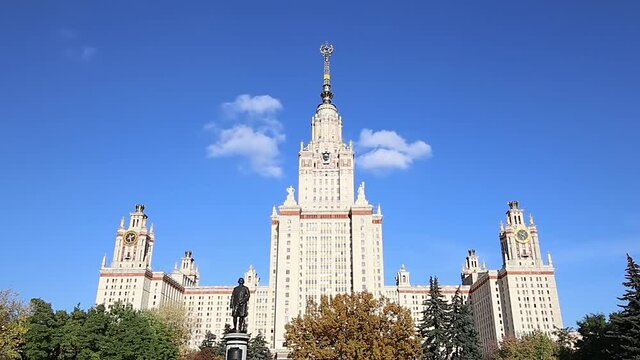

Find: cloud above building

[206,94,285,178]
[56,28,98,62]
[356,129,432,171]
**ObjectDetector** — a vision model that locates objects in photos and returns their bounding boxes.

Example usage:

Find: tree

[571,313,615,360]
[0,289,29,360]
[78,304,109,360]
[419,276,451,360]
[101,302,180,360]
[493,331,557,360]
[247,332,272,360]
[58,305,87,359]
[552,327,577,360]
[150,303,192,357]
[22,298,62,360]
[193,330,224,360]
[449,288,481,360]
[609,254,640,359]
[285,292,422,360]
[185,326,271,360]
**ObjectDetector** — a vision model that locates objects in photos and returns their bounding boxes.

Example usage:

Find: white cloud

[222,94,282,117]
[62,46,98,62]
[80,46,97,61]
[357,129,432,171]
[206,95,285,178]
[55,28,97,62]
[56,28,78,41]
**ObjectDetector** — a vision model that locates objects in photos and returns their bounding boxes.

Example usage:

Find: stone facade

[95,45,563,357]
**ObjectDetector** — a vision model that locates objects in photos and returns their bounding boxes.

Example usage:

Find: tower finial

[319,42,335,104]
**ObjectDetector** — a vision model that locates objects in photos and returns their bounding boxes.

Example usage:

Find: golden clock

[123,231,137,246]
[515,229,530,243]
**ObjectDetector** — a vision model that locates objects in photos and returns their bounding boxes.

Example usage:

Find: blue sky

[1,1,639,328]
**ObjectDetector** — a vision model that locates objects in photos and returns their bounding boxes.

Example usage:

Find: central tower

[268,43,385,350]
[298,43,355,209]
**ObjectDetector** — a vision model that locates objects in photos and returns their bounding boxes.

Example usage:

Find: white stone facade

[95,46,563,358]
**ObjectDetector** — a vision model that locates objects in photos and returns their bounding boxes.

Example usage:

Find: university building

[95,44,563,357]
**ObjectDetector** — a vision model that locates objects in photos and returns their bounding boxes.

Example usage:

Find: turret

[244,265,260,290]
[172,250,200,287]
[396,264,411,287]
[461,249,486,285]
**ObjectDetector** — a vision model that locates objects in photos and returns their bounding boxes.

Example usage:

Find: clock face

[123,231,137,246]
[321,151,331,164]
[515,229,529,243]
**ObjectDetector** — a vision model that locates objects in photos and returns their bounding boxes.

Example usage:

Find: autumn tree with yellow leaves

[284,292,422,360]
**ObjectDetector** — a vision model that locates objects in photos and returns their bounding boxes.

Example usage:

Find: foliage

[101,302,179,359]
[552,327,578,360]
[568,313,615,360]
[609,254,640,359]
[0,289,29,360]
[493,331,557,360]
[184,329,270,360]
[20,300,182,360]
[285,292,422,360]
[150,303,192,357]
[22,298,60,360]
[419,276,452,360]
[247,332,272,360]
[58,306,87,359]
[449,288,482,360]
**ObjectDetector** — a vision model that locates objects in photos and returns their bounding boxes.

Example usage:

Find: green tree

[197,330,224,360]
[79,304,109,360]
[101,302,179,360]
[552,327,577,360]
[22,298,62,360]
[186,326,271,360]
[285,292,422,360]
[609,254,640,360]
[247,332,272,360]
[449,288,481,360]
[0,289,29,360]
[150,303,192,358]
[493,331,557,360]
[58,305,87,359]
[571,313,614,360]
[419,276,451,360]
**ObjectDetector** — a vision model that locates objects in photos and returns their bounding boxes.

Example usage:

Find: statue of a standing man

[230,277,250,333]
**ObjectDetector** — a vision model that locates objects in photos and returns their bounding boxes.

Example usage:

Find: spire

[319,42,335,105]
[376,204,382,216]
[120,217,125,229]
[149,223,154,234]
[101,254,107,268]
[529,213,535,225]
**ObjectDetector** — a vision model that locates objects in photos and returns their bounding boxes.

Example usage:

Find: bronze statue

[230,277,250,333]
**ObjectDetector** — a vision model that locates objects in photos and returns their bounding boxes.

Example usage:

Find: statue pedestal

[223,332,250,360]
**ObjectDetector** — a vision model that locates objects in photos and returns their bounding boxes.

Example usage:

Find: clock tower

[500,200,545,268]
[111,204,155,269]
